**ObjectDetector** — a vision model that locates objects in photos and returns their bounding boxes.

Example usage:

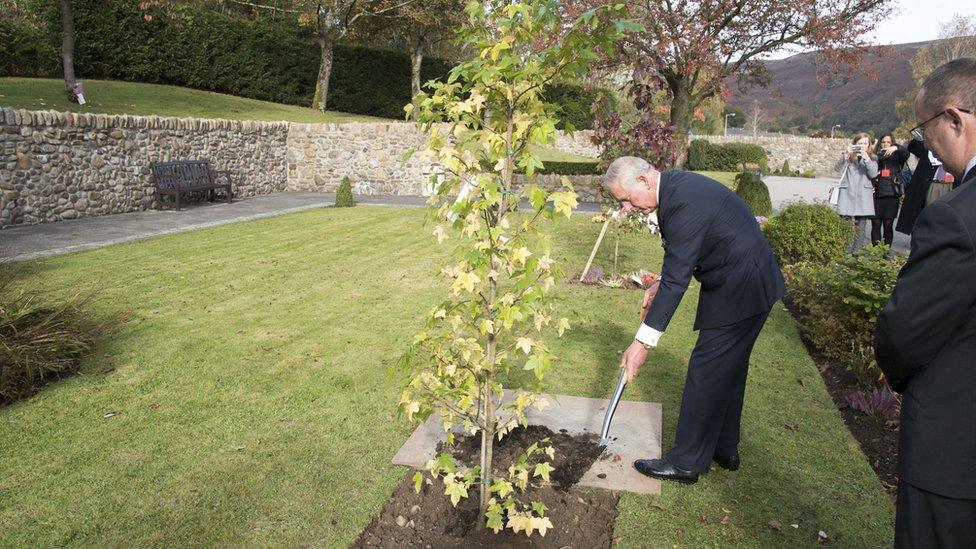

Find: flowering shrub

[847,388,901,424]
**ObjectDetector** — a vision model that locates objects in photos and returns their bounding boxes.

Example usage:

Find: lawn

[0,78,387,124]
[0,207,893,547]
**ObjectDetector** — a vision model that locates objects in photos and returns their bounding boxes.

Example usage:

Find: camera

[852,145,864,153]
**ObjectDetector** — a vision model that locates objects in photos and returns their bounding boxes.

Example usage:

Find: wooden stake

[580,217,611,282]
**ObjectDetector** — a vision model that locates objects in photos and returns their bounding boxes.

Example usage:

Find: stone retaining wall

[694,134,848,177]
[1,108,288,228]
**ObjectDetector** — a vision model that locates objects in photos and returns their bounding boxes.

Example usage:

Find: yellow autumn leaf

[511,247,532,266]
[556,317,570,337]
[515,337,533,354]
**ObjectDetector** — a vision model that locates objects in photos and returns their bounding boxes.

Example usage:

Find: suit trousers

[895,479,976,549]
[666,310,770,473]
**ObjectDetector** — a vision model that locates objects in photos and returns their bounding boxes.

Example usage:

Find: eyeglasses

[911,107,974,141]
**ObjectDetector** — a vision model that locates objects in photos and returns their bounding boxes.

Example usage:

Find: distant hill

[726,41,932,136]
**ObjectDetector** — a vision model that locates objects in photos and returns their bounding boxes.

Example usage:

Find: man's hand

[620,339,649,383]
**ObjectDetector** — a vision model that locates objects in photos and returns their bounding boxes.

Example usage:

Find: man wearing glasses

[875,57,976,547]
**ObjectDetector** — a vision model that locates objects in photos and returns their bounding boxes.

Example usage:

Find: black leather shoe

[633,458,699,484]
[713,452,740,471]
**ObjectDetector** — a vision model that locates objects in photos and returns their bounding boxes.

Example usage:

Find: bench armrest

[214,170,236,187]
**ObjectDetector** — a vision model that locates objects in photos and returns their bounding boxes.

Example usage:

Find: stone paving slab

[392,392,663,495]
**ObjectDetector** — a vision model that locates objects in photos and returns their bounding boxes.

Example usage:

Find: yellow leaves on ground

[507,513,554,537]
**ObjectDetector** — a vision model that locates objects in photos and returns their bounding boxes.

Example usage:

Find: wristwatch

[638,340,653,350]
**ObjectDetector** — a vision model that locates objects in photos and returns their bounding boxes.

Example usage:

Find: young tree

[589,0,891,164]
[397,0,630,535]
[746,99,764,137]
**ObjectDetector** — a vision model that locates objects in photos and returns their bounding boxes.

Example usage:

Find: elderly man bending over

[604,157,784,484]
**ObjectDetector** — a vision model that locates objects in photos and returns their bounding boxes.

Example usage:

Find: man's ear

[946,107,967,135]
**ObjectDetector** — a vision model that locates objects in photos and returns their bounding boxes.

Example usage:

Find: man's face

[915,88,972,176]
[609,172,658,214]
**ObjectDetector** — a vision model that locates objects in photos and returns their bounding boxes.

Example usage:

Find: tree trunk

[59,0,77,102]
[312,34,336,111]
[410,46,424,121]
[669,78,694,168]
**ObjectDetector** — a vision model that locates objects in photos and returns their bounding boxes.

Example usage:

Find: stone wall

[694,134,848,177]
[0,109,288,228]
[286,122,434,195]
[1,108,603,229]
[553,130,600,159]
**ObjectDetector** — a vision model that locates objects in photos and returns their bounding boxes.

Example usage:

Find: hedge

[2,1,595,126]
[734,172,772,217]
[534,161,601,175]
[686,139,770,173]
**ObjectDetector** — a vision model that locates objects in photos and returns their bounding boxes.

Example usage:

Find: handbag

[828,186,840,206]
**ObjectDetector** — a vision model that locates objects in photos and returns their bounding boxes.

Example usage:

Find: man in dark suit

[875,57,976,547]
[603,157,785,484]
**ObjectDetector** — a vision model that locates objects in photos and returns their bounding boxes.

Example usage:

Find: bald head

[919,57,976,115]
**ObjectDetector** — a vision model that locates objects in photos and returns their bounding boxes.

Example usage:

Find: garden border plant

[394,0,634,536]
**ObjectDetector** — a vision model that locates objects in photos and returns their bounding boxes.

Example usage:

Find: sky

[765,0,976,59]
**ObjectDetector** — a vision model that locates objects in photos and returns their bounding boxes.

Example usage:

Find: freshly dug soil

[354,425,620,548]
[784,300,899,494]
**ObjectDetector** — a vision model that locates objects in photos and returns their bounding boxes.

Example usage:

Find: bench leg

[175,191,181,211]
[226,185,232,204]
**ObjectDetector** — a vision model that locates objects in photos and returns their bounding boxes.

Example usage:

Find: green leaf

[486,502,505,533]
[533,462,554,482]
[413,471,424,493]
[444,479,469,506]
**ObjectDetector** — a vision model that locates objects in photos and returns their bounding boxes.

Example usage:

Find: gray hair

[920,57,976,113]
[602,156,653,192]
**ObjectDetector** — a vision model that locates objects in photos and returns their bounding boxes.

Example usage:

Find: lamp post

[724,113,736,136]
[831,124,841,138]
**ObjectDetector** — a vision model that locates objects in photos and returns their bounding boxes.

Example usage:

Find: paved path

[0,176,910,263]
[0,192,600,264]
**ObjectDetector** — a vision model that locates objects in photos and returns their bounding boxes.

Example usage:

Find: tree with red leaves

[587,0,892,165]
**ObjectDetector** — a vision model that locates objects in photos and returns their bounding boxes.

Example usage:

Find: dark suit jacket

[875,164,976,499]
[896,139,938,235]
[643,171,785,332]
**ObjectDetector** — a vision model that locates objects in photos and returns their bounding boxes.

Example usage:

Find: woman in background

[871,134,909,246]
[835,133,878,252]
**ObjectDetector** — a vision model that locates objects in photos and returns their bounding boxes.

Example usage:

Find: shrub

[847,388,901,423]
[734,172,772,217]
[763,202,852,265]
[335,177,355,207]
[801,169,816,178]
[0,285,114,405]
[540,83,601,130]
[686,139,769,173]
[778,159,792,175]
[534,161,601,175]
[786,245,905,382]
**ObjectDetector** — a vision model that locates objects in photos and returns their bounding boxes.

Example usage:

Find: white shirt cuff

[635,324,663,347]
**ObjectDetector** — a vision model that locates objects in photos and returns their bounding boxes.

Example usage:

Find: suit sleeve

[875,201,976,391]
[643,200,710,332]
[907,138,925,159]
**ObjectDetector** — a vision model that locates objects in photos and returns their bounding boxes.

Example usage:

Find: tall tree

[59,0,78,101]
[895,14,976,135]
[363,0,466,118]
[589,0,891,164]
[141,0,415,111]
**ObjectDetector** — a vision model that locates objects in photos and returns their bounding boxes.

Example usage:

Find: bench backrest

[151,160,216,190]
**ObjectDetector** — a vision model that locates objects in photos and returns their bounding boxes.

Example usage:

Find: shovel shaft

[599,368,628,441]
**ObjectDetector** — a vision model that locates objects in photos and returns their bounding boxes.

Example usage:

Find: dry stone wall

[0,108,288,228]
[695,134,849,177]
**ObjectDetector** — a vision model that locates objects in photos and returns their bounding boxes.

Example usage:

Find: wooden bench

[151,160,234,211]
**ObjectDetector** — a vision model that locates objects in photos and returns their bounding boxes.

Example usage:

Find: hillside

[727,41,929,135]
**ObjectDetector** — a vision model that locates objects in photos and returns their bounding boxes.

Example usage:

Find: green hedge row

[1,1,596,126]
[534,161,601,175]
[687,139,770,173]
